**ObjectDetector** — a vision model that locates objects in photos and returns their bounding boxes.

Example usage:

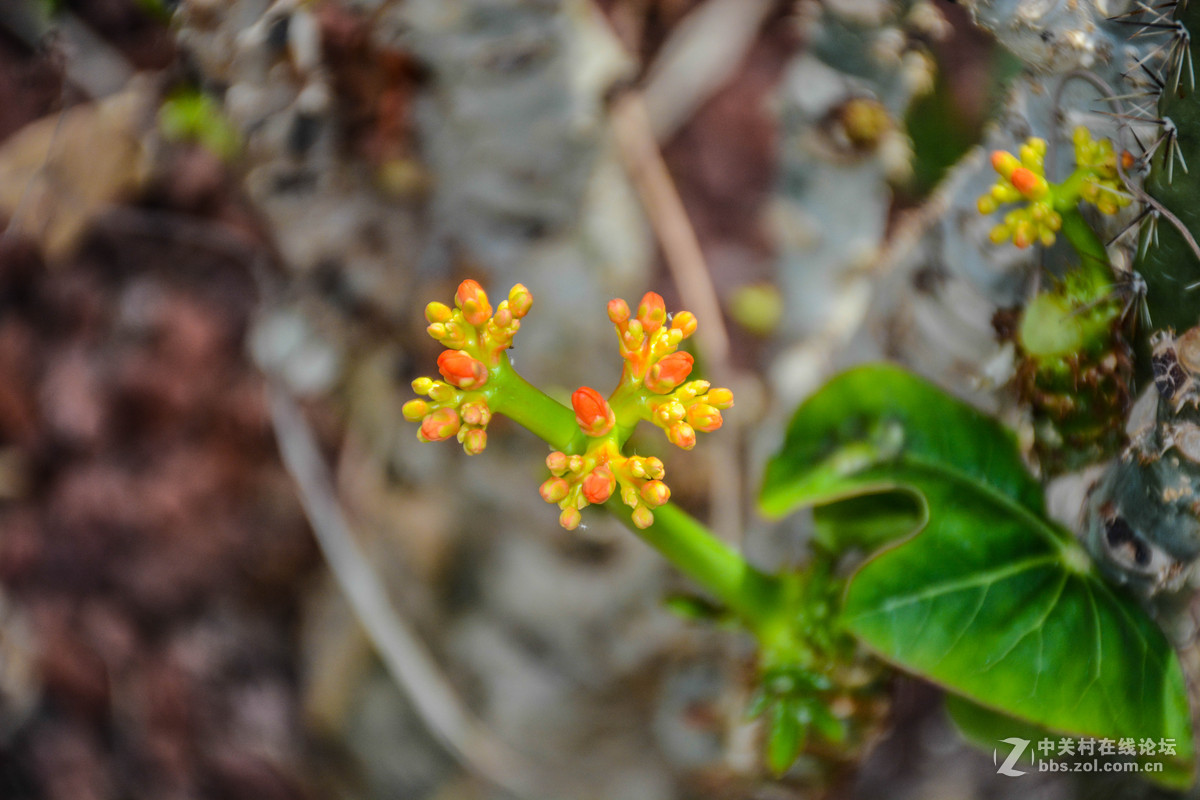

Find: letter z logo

[995,737,1030,776]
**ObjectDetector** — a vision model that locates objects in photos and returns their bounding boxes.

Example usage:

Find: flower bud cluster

[608,292,697,387]
[978,130,1131,249]
[1071,126,1130,217]
[424,280,532,366]
[403,376,492,455]
[607,291,733,449]
[406,281,737,531]
[404,280,532,455]
[646,380,736,450]
[539,442,672,530]
[978,138,1060,248]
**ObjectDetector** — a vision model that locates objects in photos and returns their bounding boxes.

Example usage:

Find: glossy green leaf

[760,364,1194,786]
[761,364,1044,524]
[943,692,1050,751]
[811,491,923,555]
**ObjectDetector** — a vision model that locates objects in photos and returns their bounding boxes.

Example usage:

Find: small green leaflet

[760,364,1194,787]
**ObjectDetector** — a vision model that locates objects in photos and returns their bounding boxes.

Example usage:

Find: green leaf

[807,699,846,746]
[767,698,806,776]
[759,364,1195,787]
[761,363,1044,524]
[811,491,923,555]
[943,692,1051,750]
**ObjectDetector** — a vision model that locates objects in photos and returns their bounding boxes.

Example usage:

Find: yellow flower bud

[402,399,430,421]
[631,506,655,529]
[425,302,452,323]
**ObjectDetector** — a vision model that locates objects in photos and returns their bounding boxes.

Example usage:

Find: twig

[268,382,542,798]
[638,0,776,142]
[609,91,731,372]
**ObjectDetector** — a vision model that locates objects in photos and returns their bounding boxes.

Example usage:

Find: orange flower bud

[582,466,616,504]
[572,386,615,437]
[1009,167,1047,200]
[608,298,630,324]
[462,428,487,455]
[687,403,723,433]
[460,401,491,426]
[706,387,734,409]
[645,352,694,394]
[1012,221,1034,249]
[508,284,533,318]
[637,292,667,333]
[546,451,569,475]
[455,279,493,327]
[668,422,696,450]
[990,150,1018,177]
[641,480,671,508]
[420,407,460,442]
[540,476,570,503]
[631,506,655,529]
[437,350,488,389]
[560,507,582,530]
[402,399,430,421]
[425,301,452,323]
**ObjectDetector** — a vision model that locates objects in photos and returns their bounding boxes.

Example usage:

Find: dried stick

[639,0,776,142]
[268,382,542,797]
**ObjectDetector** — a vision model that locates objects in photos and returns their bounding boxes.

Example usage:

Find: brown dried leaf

[0,80,153,260]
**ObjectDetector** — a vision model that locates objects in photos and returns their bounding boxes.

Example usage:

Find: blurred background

[0,0,1103,798]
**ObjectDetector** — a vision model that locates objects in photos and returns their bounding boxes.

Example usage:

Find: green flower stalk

[405,280,747,578]
[407,281,734,531]
[404,279,870,776]
[536,293,734,530]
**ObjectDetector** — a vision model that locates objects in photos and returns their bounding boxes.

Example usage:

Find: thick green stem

[607,501,784,628]
[485,357,579,451]
[486,354,785,632]
[1019,207,1118,358]
[1057,205,1111,289]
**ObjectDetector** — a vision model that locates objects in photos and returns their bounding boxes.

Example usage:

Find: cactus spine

[1135,0,1200,336]
[1079,0,1200,642]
